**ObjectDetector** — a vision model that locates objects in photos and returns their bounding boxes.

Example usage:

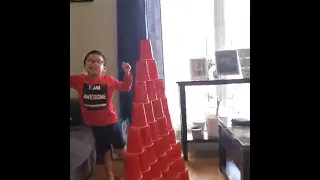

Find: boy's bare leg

[104,151,114,180]
[114,148,125,180]
[117,147,126,160]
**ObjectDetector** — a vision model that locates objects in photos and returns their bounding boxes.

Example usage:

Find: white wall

[70,0,120,114]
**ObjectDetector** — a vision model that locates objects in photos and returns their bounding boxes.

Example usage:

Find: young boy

[70,50,132,180]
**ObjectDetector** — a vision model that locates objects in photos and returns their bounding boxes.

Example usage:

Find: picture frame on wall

[189,58,209,81]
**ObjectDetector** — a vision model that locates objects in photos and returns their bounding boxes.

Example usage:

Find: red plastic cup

[153,138,166,157]
[155,79,165,90]
[159,134,172,151]
[141,167,152,180]
[157,117,169,136]
[134,81,149,103]
[149,121,160,141]
[178,168,190,180]
[168,129,177,146]
[145,80,157,101]
[160,97,170,115]
[136,59,150,81]
[139,149,151,172]
[158,153,171,172]
[170,155,186,174]
[140,125,153,147]
[165,147,173,163]
[168,143,182,161]
[145,143,157,164]
[150,161,162,179]
[155,79,165,98]
[157,89,166,99]
[151,99,164,119]
[140,39,154,60]
[124,153,143,180]
[153,175,164,180]
[162,167,179,180]
[165,114,174,131]
[144,103,155,124]
[126,127,144,154]
[131,103,148,128]
[147,60,159,80]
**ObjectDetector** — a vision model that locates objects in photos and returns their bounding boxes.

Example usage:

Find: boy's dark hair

[84,50,107,66]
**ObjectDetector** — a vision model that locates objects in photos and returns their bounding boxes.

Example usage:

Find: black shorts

[91,122,126,154]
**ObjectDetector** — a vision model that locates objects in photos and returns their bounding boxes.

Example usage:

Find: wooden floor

[92,151,225,180]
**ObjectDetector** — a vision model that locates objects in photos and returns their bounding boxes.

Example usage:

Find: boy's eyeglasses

[85,60,104,65]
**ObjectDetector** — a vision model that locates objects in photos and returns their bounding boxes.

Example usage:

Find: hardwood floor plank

[92,152,225,180]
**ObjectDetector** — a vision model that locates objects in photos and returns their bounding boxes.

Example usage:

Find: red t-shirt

[70,73,133,126]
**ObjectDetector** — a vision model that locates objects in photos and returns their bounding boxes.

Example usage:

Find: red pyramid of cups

[124,39,190,180]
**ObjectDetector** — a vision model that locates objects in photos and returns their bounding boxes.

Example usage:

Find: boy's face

[84,54,105,76]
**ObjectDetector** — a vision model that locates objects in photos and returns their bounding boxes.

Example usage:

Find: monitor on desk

[215,50,241,76]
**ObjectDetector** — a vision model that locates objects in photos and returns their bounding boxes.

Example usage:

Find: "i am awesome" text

[83,94,106,100]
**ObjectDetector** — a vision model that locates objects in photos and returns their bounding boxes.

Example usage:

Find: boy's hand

[122,62,131,74]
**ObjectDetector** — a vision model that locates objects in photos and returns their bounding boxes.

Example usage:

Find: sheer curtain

[161,0,250,130]
[224,0,250,49]
[223,0,250,119]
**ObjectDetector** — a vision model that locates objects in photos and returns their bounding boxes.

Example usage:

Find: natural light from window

[161,0,250,131]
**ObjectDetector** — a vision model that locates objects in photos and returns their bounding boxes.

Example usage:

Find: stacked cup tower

[124,40,190,180]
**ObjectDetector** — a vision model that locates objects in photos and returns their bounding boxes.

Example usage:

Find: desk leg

[241,165,250,180]
[181,128,188,161]
[219,126,226,173]
[241,150,250,180]
[179,85,188,161]
[219,140,227,173]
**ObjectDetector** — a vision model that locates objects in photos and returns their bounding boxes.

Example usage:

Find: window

[161,0,250,131]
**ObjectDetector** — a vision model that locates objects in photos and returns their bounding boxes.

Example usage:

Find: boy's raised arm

[109,73,133,92]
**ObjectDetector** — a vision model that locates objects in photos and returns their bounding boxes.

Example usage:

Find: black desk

[177,78,250,161]
[219,118,250,180]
